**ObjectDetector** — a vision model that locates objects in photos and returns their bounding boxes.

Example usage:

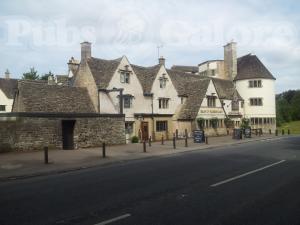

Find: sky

[0,0,299,93]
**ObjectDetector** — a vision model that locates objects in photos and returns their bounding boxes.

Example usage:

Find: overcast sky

[0,0,299,93]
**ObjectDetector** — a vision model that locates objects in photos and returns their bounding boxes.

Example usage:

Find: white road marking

[210,160,286,187]
[94,214,131,225]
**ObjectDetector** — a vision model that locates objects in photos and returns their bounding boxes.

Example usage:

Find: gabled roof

[166,69,200,96]
[171,65,198,73]
[212,78,243,100]
[87,57,122,89]
[177,79,211,120]
[235,54,276,81]
[14,80,95,113]
[131,64,161,94]
[0,78,18,99]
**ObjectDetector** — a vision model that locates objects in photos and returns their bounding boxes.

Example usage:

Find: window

[159,74,168,88]
[156,121,168,132]
[249,80,262,88]
[207,96,216,107]
[0,105,6,111]
[125,122,134,134]
[211,69,215,76]
[120,71,130,83]
[159,98,169,109]
[231,100,239,111]
[123,95,133,108]
[250,98,263,106]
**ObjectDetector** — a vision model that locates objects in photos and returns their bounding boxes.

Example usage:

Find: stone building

[0,70,18,113]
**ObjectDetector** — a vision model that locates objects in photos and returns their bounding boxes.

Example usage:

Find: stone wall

[0,113,125,152]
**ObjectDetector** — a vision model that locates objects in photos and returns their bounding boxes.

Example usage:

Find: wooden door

[62,120,75,150]
[141,122,149,141]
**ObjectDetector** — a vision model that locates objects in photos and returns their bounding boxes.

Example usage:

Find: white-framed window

[125,122,134,134]
[249,80,262,88]
[120,71,130,84]
[123,95,133,108]
[211,69,215,76]
[207,96,216,107]
[159,74,168,88]
[156,121,168,131]
[159,98,169,109]
[250,98,263,106]
[0,105,6,111]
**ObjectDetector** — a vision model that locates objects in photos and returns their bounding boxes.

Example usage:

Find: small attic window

[159,74,168,88]
[120,71,130,84]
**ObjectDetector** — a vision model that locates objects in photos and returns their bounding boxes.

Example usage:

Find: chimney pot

[4,69,10,79]
[81,41,92,62]
[159,56,165,66]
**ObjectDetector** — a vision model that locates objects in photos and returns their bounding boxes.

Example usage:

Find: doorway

[141,122,149,140]
[62,120,76,150]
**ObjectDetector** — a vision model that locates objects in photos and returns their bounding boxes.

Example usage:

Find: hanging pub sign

[194,130,204,143]
[244,128,251,138]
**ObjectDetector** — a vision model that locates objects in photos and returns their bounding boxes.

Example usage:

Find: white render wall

[235,79,276,118]
[151,66,181,115]
[0,89,13,112]
[106,56,152,121]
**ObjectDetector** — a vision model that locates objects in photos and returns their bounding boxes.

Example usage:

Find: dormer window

[159,74,168,88]
[249,80,262,88]
[207,96,216,107]
[120,71,130,84]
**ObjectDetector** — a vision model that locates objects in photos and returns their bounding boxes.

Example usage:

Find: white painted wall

[151,66,181,115]
[0,89,13,112]
[106,56,151,121]
[235,79,276,118]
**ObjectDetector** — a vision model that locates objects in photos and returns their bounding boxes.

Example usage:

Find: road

[0,136,300,225]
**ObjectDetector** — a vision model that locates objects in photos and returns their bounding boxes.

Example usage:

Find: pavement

[0,135,299,225]
[0,134,284,180]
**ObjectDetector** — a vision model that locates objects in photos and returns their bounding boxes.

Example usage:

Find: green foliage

[276,90,300,124]
[22,67,39,80]
[196,117,205,129]
[279,120,300,134]
[240,118,250,129]
[131,136,139,143]
[224,117,234,128]
[211,117,218,128]
[40,71,54,81]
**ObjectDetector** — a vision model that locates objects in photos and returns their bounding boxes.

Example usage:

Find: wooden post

[143,140,146,152]
[269,129,271,134]
[205,136,208,144]
[44,146,49,164]
[173,134,176,149]
[282,129,285,135]
[161,135,164,145]
[185,129,188,147]
[227,129,229,135]
[149,136,152,147]
[175,129,178,140]
[102,143,106,158]
[288,129,290,135]
[275,129,278,136]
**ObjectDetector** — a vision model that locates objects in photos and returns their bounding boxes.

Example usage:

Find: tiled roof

[235,54,275,81]
[0,78,18,99]
[87,57,122,89]
[131,64,161,94]
[177,79,211,120]
[14,80,95,113]
[171,65,198,73]
[212,78,243,100]
[55,75,69,85]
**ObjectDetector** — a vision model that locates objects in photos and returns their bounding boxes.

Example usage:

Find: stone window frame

[0,105,6,111]
[120,71,130,84]
[156,121,168,132]
[249,80,262,88]
[123,95,134,108]
[249,98,263,106]
[158,98,169,109]
[207,96,216,107]
[159,74,168,89]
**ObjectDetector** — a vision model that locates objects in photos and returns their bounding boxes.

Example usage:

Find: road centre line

[94,213,131,225]
[210,160,286,187]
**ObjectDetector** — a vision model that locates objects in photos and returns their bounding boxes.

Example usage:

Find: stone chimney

[224,42,237,80]
[81,41,92,62]
[4,69,10,79]
[68,57,80,76]
[159,56,165,66]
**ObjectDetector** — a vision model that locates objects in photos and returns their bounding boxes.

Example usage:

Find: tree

[22,67,39,80]
[290,92,300,120]
[40,71,54,81]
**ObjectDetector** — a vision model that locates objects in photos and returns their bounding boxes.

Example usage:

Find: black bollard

[175,129,179,140]
[102,142,106,158]
[44,146,49,164]
[161,135,164,145]
[205,136,208,144]
[269,129,271,134]
[288,129,290,135]
[143,141,146,153]
[275,129,278,136]
[173,136,176,149]
[149,136,152,147]
[255,129,258,136]
[282,129,285,135]
[185,129,188,147]
[227,129,229,135]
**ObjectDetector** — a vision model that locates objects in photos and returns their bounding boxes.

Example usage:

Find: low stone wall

[0,113,125,152]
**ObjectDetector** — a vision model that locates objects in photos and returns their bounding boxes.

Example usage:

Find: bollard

[175,129,179,140]
[205,136,208,144]
[161,135,164,145]
[102,142,106,158]
[259,129,261,136]
[240,130,243,139]
[282,129,285,135]
[227,129,229,135]
[288,129,290,135]
[173,136,176,149]
[269,129,271,135]
[44,146,49,164]
[149,136,152,147]
[185,129,188,147]
[255,129,258,136]
[275,129,278,136]
[143,140,146,153]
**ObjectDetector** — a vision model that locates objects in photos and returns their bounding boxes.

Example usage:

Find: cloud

[0,0,299,93]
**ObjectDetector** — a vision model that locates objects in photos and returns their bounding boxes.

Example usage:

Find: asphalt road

[0,136,300,225]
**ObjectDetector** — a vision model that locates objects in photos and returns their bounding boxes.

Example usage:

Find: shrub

[131,136,139,143]
[197,117,205,129]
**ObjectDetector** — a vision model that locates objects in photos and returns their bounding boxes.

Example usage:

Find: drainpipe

[97,90,100,113]
[151,94,155,140]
